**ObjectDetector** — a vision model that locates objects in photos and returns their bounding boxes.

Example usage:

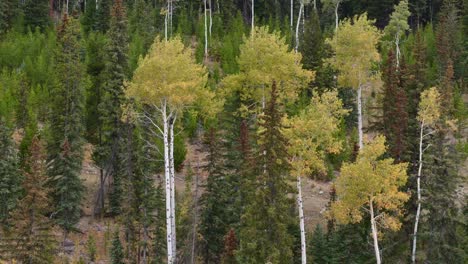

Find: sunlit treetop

[222,26,313,113]
[327,14,381,89]
[417,87,441,126]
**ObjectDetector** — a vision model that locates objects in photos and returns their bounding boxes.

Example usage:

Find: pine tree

[95,0,112,33]
[221,228,238,264]
[237,81,295,263]
[0,0,18,34]
[383,50,409,161]
[309,225,328,263]
[421,126,465,262]
[0,121,21,225]
[81,0,97,34]
[23,0,50,31]
[199,127,233,263]
[98,0,128,216]
[48,15,85,233]
[0,136,56,263]
[110,229,124,264]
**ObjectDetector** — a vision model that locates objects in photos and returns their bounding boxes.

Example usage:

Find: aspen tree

[411,87,440,263]
[286,91,348,264]
[330,135,409,264]
[126,37,216,264]
[322,0,349,30]
[385,0,410,68]
[222,27,312,115]
[327,14,380,149]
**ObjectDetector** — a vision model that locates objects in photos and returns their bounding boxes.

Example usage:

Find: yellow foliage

[330,135,409,232]
[417,87,441,126]
[221,27,313,114]
[327,14,381,89]
[285,90,348,177]
[126,36,219,115]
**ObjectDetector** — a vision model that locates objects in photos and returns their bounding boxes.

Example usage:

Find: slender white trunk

[357,85,363,150]
[297,176,307,264]
[395,34,401,69]
[291,0,294,29]
[66,0,69,14]
[164,1,168,42]
[370,199,382,264]
[313,0,317,10]
[335,1,340,31]
[251,0,254,33]
[412,122,424,263]
[204,0,208,58]
[169,114,177,260]
[209,0,212,37]
[163,102,174,264]
[295,3,303,53]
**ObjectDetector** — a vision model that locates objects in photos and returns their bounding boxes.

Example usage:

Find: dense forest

[0,0,466,263]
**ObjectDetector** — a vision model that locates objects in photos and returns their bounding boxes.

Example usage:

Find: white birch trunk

[412,122,424,263]
[204,0,208,58]
[297,176,307,264]
[163,102,174,264]
[370,200,382,264]
[295,3,303,53]
[357,85,364,150]
[313,0,317,10]
[291,0,294,29]
[169,114,177,260]
[251,0,254,33]
[395,33,401,69]
[334,1,340,31]
[209,0,212,37]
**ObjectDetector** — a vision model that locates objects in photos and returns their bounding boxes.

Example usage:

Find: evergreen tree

[111,229,125,264]
[422,130,465,262]
[98,0,128,215]
[0,136,56,263]
[309,225,328,263]
[23,0,50,31]
[199,127,234,263]
[221,228,238,264]
[81,0,97,34]
[237,81,295,263]
[0,121,21,225]
[0,0,18,34]
[383,50,409,161]
[48,15,85,233]
[95,0,112,33]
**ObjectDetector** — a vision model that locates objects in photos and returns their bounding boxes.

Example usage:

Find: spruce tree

[383,50,409,161]
[98,0,128,215]
[199,127,233,263]
[0,136,56,263]
[422,130,465,262]
[237,81,295,263]
[23,0,50,31]
[110,229,125,264]
[81,0,97,34]
[95,0,112,33]
[0,121,21,225]
[48,15,85,233]
[309,225,328,263]
[0,0,18,34]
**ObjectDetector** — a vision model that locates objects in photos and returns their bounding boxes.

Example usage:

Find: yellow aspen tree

[286,90,348,264]
[411,87,441,263]
[327,14,380,150]
[126,37,217,264]
[222,26,313,115]
[330,135,409,264]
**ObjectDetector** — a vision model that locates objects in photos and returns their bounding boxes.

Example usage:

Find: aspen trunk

[204,0,208,58]
[295,3,304,53]
[357,85,363,149]
[335,1,340,30]
[370,200,381,264]
[209,0,212,37]
[163,102,174,264]
[297,176,307,264]
[291,0,294,29]
[251,0,254,32]
[169,114,177,260]
[412,122,424,263]
[395,34,401,69]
